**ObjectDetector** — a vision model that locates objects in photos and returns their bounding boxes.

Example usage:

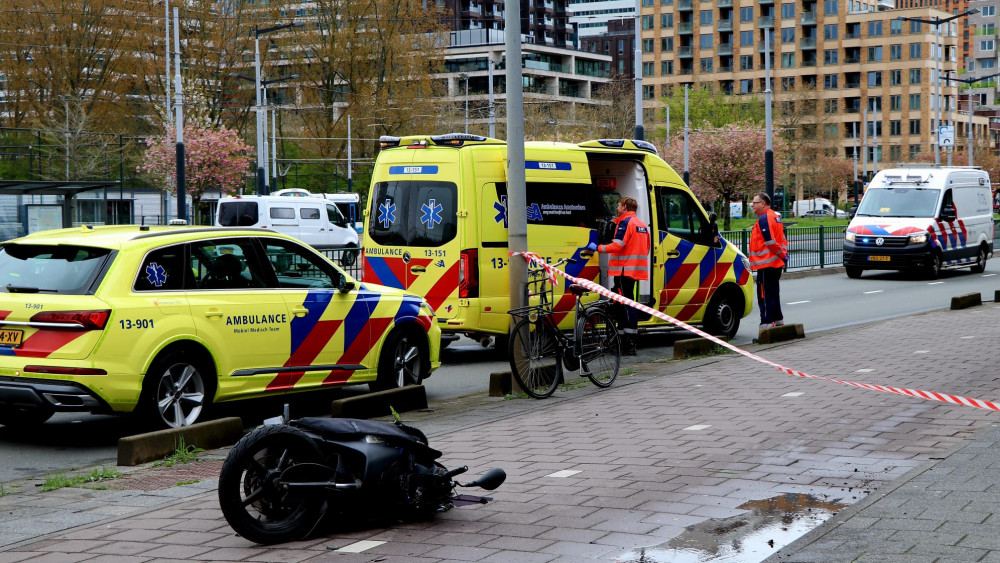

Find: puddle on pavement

[615,493,849,563]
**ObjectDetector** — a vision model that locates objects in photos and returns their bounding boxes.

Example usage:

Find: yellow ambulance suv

[362,134,753,347]
[0,226,439,428]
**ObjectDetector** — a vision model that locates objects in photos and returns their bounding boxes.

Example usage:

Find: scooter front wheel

[218,425,327,545]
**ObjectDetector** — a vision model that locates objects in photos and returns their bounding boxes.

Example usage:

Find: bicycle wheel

[508,318,563,399]
[576,307,620,388]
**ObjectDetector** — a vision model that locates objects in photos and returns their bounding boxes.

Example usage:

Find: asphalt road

[1,259,998,483]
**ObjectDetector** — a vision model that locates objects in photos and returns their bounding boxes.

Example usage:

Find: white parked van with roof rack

[843,165,993,279]
[215,194,359,248]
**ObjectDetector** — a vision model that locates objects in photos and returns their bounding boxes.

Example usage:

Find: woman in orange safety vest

[593,196,650,355]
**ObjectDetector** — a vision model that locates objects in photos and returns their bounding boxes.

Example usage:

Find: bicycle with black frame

[506,255,621,399]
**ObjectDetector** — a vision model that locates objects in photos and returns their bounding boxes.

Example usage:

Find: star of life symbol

[145,262,167,287]
[527,203,543,222]
[420,198,443,229]
[378,199,396,229]
[493,195,508,228]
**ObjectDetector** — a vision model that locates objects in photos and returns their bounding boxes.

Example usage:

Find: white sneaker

[774,320,785,327]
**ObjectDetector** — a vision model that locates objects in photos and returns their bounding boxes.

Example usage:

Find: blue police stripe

[388,165,439,175]
[525,161,572,171]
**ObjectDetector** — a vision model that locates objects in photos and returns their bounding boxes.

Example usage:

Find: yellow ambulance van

[362,134,753,345]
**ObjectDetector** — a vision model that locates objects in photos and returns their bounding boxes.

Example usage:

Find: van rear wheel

[970,246,988,274]
[703,291,740,339]
[845,266,863,279]
[925,252,942,280]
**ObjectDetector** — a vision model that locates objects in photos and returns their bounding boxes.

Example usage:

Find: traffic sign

[938,125,955,147]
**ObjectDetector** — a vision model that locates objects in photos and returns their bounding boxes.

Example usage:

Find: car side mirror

[338,274,355,294]
[941,205,956,222]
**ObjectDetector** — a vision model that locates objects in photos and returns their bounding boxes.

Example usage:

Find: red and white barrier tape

[512,251,1000,412]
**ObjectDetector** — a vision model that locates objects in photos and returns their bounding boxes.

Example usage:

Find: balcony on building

[678,21,693,34]
[759,0,773,4]
[758,16,774,28]
[678,45,693,58]
[718,18,733,32]
[758,41,773,53]
[678,0,693,10]
[718,42,733,56]
[717,0,732,6]
[800,37,816,50]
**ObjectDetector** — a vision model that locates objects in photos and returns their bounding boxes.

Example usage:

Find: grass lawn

[722,215,850,231]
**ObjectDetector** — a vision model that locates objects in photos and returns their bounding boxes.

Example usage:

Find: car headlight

[845,231,856,243]
[909,232,928,245]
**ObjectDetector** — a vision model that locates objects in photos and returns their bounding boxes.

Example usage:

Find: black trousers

[613,275,639,335]
[755,267,783,325]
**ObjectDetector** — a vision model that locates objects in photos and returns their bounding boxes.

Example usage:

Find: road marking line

[928,281,945,285]
[338,541,386,553]
[787,300,810,305]
[863,290,883,294]
[782,392,804,397]
[961,335,976,339]
[856,368,874,373]
[984,273,997,277]
[914,350,929,354]
[684,424,712,431]
[547,469,581,478]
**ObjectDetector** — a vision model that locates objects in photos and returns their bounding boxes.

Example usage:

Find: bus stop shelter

[0,180,121,233]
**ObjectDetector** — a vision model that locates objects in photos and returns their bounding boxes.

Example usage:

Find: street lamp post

[231,69,299,194]
[459,73,469,134]
[897,9,979,166]
[252,21,302,195]
[941,71,1000,167]
[634,0,643,140]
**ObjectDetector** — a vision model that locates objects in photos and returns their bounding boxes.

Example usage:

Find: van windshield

[855,187,939,218]
[369,181,457,247]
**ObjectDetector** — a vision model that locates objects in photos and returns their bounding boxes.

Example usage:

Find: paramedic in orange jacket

[595,196,650,355]
[749,192,788,329]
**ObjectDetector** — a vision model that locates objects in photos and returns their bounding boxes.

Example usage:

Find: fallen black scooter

[218,416,506,545]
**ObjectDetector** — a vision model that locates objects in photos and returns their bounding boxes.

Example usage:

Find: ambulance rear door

[364,150,462,319]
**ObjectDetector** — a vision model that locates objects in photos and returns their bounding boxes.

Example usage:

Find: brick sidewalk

[2,303,999,562]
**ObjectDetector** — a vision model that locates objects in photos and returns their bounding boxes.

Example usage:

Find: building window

[890,120,901,135]
[643,62,655,76]
[980,39,995,51]
[824,123,838,138]
[909,69,921,84]
[661,14,673,28]
[868,71,882,86]
[909,43,921,58]
[909,20,922,33]
[867,46,882,62]
[890,44,902,60]
[781,3,794,18]
[824,99,838,113]
[661,37,674,51]
[824,0,838,15]
[909,94,920,110]
[983,59,997,69]
[700,10,712,25]
[700,58,714,72]
[824,25,838,40]
[781,76,795,90]
[618,39,624,55]
[909,119,921,134]
[890,69,901,85]
[890,146,901,161]
[643,85,655,99]
[740,6,753,22]
[642,15,654,30]
[700,34,713,49]
[643,38,655,52]
[740,55,753,70]
[868,20,882,37]
[741,31,754,47]
[890,94,901,110]
[909,144,921,159]
[983,5,996,16]
[824,74,838,89]
[781,52,795,68]
[662,60,674,74]
[740,79,753,93]
[890,20,902,35]
[824,49,838,64]
[781,28,795,43]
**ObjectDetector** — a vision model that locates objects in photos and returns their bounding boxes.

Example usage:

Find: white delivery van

[793,198,845,218]
[843,165,993,279]
[215,195,360,247]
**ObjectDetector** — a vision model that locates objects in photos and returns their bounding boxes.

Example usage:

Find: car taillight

[30,310,111,330]
[24,365,107,375]
[459,249,479,298]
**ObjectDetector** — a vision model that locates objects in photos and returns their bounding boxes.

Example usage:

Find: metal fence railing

[315,245,362,280]
[722,219,1000,271]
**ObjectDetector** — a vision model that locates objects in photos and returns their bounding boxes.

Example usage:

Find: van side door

[653,185,720,321]
[296,204,326,246]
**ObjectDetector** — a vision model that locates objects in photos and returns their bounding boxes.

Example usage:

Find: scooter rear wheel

[218,425,327,544]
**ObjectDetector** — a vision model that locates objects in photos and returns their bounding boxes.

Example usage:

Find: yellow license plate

[0,329,23,346]
[868,256,891,262]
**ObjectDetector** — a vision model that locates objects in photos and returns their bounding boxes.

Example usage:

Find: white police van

[843,165,993,279]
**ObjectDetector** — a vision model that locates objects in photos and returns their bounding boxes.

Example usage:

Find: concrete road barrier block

[490,371,512,397]
[117,416,244,467]
[757,323,805,344]
[674,336,728,359]
[951,292,982,310]
[330,384,427,419]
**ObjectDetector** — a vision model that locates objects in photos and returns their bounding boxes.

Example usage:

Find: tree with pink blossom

[662,120,790,230]
[139,126,253,224]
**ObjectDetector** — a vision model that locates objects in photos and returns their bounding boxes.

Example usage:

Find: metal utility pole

[164,0,171,125]
[173,7,186,222]
[252,21,302,195]
[488,56,496,138]
[764,28,773,200]
[862,107,868,181]
[505,0,527,377]
[633,0,643,140]
[683,84,689,186]
[852,122,859,204]
[347,115,353,192]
